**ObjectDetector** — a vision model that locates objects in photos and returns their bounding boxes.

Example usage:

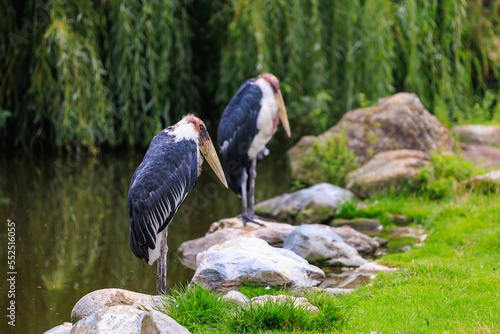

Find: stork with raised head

[217,73,290,226]
[128,114,227,294]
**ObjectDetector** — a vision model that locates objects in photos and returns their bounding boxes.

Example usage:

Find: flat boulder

[70,305,189,334]
[71,288,163,323]
[283,225,367,267]
[459,143,500,168]
[190,237,325,292]
[254,183,356,224]
[322,225,380,254]
[177,227,252,270]
[288,93,453,184]
[452,125,500,146]
[177,218,295,270]
[346,149,432,198]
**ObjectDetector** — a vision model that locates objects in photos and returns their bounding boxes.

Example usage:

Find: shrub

[416,153,487,199]
[303,126,359,187]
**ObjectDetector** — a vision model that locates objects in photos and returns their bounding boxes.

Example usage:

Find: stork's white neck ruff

[167,119,199,143]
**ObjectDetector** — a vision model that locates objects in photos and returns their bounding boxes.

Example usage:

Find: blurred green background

[2,0,500,154]
[2,2,500,332]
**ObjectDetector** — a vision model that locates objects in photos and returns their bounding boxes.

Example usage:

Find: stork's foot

[249,212,271,222]
[241,213,266,227]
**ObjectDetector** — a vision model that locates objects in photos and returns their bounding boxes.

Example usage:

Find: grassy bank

[340,192,500,332]
[160,190,500,333]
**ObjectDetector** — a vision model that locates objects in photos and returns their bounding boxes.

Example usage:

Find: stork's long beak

[199,131,228,188]
[276,90,291,137]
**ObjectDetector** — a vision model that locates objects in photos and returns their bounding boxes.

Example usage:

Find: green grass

[162,191,500,333]
[162,283,347,333]
[338,192,500,333]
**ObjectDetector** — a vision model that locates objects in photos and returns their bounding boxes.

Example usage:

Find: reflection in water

[0,151,290,333]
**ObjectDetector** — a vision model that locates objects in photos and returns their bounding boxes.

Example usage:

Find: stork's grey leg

[248,157,269,224]
[241,167,264,226]
[156,228,168,295]
[241,168,248,216]
[249,158,257,215]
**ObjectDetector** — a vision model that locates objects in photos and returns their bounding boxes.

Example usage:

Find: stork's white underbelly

[248,79,278,160]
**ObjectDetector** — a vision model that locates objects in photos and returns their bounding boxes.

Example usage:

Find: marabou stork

[217,73,290,226]
[128,115,227,294]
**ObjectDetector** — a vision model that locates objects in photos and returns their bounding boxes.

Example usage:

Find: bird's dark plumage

[217,79,262,194]
[128,130,198,263]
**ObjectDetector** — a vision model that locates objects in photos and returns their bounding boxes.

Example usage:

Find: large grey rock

[177,219,380,269]
[346,149,432,198]
[190,237,325,292]
[459,143,500,168]
[312,224,380,254]
[452,125,500,146]
[70,305,189,334]
[71,288,163,323]
[43,322,72,334]
[460,143,500,168]
[177,227,252,270]
[249,295,319,314]
[284,225,367,267]
[254,183,356,224]
[177,218,295,270]
[288,93,454,184]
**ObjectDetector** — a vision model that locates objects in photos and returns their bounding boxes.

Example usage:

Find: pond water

[0,151,291,334]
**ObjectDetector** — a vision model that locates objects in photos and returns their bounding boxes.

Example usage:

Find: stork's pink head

[260,73,280,93]
[181,114,228,188]
[183,114,207,134]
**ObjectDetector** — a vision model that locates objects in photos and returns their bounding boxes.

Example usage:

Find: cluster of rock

[44,289,184,334]
[47,186,404,333]
[45,218,394,333]
[46,201,399,333]
[287,92,500,197]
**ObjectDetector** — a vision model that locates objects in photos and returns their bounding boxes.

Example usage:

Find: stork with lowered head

[128,115,227,294]
[217,73,290,226]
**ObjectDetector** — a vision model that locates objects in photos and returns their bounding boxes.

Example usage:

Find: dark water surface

[0,151,291,334]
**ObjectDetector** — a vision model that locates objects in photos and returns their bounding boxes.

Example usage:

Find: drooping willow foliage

[1,0,500,152]
[1,0,191,152]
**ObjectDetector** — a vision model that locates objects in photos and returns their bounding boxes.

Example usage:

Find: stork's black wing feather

[217,79,262,194]
[128,130,198,263]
